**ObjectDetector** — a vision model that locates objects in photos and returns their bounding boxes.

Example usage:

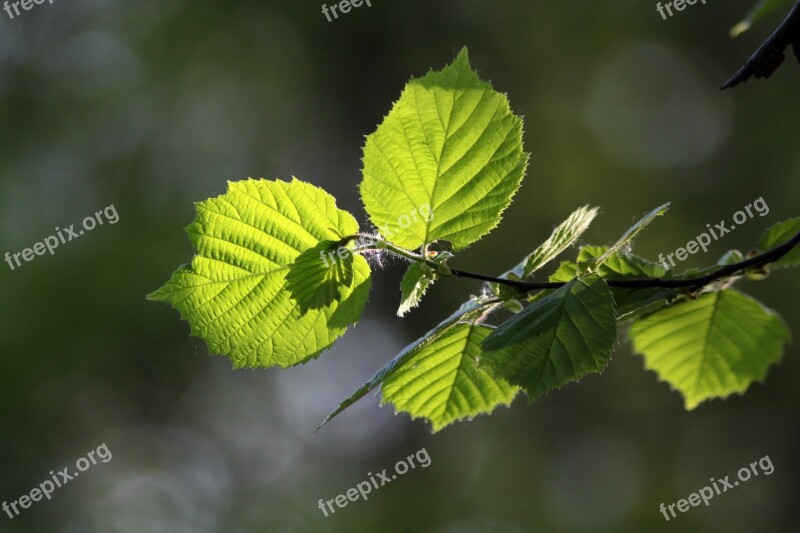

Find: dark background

[1,0,799,531]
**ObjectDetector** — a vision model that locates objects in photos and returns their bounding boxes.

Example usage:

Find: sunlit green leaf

[361,47,528,251]
[318,299,490,429]
[285,241,355,311]
[148,178,371,369]
[629,290,790,409]
[382,323,519,431]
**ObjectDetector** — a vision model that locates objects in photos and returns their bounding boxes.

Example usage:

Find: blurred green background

[1,0,799,531]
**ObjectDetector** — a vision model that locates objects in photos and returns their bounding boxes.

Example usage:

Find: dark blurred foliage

[1,1,799,531]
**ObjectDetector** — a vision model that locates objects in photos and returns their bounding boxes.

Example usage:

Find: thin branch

[721,0,800,90]
[449,229,800,294]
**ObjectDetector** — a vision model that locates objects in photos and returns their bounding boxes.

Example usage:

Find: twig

[449,229,800,293]
[721,0,800,90]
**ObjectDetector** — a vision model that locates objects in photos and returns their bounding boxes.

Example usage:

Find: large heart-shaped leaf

[148,178,371,369]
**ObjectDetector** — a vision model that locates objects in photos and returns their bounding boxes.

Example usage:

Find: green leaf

[716,249,745,267]
[551,246,675,319]
[360,47,528,251]
[481,274,617,400]
[285,241,355,311]
[397,251,453,317]
[759,217,800,269]
[597,203,670,268]
[398,263,433,317]
[505,205,599,280]
[629,290,790,409]
[317,298,490,430]
[148,178,371,369]
[551,246,668,280]
[731,0,794,37]
[382,323,519,431]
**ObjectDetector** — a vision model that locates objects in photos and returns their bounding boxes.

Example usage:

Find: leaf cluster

[151,49,799,432]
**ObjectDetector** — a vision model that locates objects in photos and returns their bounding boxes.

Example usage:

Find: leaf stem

[381,241,427,263]
[357,235,447,271]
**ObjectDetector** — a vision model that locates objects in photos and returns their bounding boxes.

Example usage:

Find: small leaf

[382,323,519,432]
[716,249,745,266]
[361,47,528,251]
[597,203,670,268]
[505,205,599,279]
[148,178,371,369]
[398,263,434,317]
[503,299,524,314]
[759,217,800,269]
[481,274,617,401]
[397,251,453,317]
[551,246,675,319]
[318,299,490,430]
[629,290,790,409]
[552,246,668,280]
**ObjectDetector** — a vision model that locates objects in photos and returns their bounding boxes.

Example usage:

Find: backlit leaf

[361,48,528,251]
[629,290,790,409]
[382,323,519,431]
[148,178,371,369]
[481,274,617,400]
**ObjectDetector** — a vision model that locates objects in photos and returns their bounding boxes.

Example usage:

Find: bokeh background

[2,0,799,531]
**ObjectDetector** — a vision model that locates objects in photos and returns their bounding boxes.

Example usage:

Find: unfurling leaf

[398,251,453,317]
[505,205,599,280]
[597,203,670,268]
[148,178,371,369]
[629,290,790,409]
[398,263,434,317]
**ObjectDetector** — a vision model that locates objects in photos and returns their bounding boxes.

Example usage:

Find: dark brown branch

[721,0,800,90]
[450,229,800,293]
